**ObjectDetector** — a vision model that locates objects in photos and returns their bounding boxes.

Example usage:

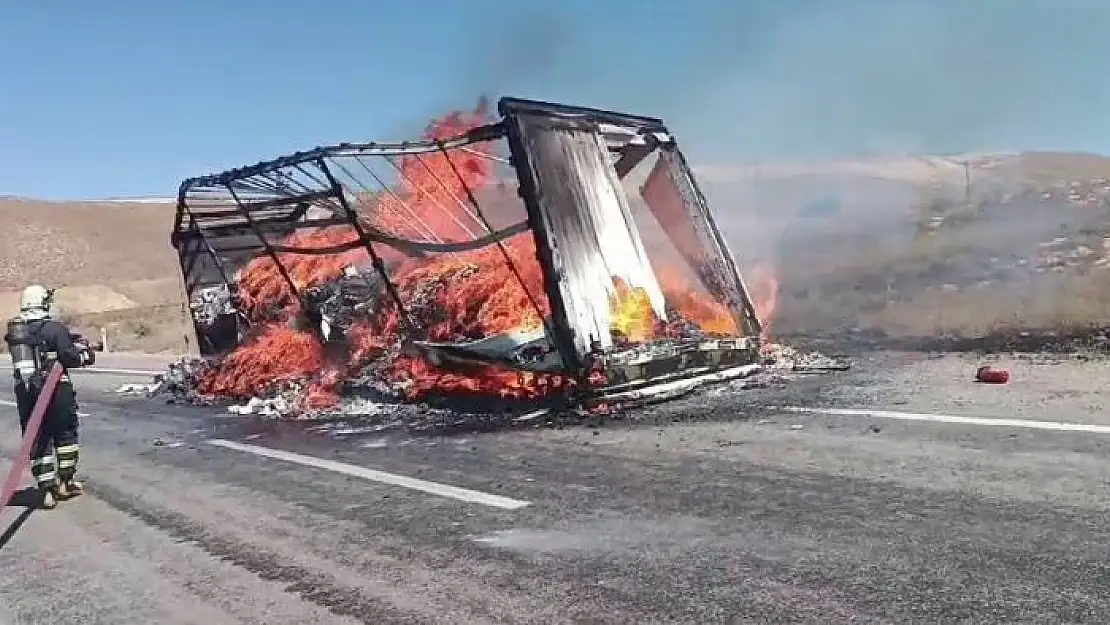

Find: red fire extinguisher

[976,365,1010,384]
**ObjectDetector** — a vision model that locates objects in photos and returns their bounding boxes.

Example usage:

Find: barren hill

[0,197,178,290]
[0,197,189,353]
[5,150,1110,354]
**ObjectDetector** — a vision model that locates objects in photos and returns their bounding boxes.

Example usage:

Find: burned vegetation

[170,97,795,419]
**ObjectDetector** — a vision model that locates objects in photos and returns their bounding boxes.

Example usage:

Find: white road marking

[0,399,89,418]
[206,439,531,510]
[81,367,161,376]
[783,406,1110,435]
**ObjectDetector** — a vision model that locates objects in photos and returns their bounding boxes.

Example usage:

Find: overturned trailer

[173,97,763,405]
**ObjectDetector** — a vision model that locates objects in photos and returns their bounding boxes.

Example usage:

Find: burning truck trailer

[169,97,773,421]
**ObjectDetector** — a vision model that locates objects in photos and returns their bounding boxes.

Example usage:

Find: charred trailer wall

[641,147,763,340]
[513,114,668,357]
[499,97,762,391]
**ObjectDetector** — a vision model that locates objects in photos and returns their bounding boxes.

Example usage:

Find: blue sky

[2,1,1110,199]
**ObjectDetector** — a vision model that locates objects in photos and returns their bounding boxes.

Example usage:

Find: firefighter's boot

[51,481,70,501]
[55,444,81,499]
[39,487,57,510]
[30,454,58,507]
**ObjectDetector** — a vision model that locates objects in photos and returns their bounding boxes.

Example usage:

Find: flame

[609,280,655,343]
[608,272,740,344]
[747,263,780,340]
[196,323,339,410]
[198,100,752,408]
[657,268,740,337]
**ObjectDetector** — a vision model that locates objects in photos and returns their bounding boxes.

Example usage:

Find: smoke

[443,1,1110,159]
[712,164,1110,343]
[662,1,1110,343]
[458,8,573,100]
[436,1,1110,343]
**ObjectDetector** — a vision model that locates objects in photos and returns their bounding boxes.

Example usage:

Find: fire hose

[0,362,63,508]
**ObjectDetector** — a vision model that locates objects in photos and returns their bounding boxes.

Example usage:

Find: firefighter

[4,285,96,509]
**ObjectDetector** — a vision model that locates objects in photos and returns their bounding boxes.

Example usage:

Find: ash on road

[1,352,1109,624]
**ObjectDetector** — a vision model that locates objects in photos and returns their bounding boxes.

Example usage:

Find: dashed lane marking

[206,438,531,510]
[783,406,1110,435]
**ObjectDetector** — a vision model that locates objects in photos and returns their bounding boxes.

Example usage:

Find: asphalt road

[0,352,1109,624]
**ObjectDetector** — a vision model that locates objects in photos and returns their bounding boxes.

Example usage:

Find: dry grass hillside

[709,151,1110,351]
[0,198,191,353]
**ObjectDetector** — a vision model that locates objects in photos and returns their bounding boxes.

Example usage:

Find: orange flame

[608,272,740,344]
[747,263,780,340]
[609,280,655,343]
[198,101,753,407]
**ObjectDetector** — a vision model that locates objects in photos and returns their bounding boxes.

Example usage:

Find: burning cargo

[171,97,769,415]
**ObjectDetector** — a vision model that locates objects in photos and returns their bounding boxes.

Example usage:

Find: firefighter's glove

[74,340,96,366]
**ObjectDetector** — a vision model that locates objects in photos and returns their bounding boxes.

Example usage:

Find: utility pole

[964,160,972,206]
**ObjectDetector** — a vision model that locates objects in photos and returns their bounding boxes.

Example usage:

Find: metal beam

[225,184,307,311]
[177,123,505,195]
[316,158,418,332]
[500,110,582,375]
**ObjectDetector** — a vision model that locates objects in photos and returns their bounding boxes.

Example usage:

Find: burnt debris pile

[123,339,848,429]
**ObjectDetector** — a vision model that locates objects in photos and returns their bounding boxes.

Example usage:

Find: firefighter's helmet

[19,285,54,321]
